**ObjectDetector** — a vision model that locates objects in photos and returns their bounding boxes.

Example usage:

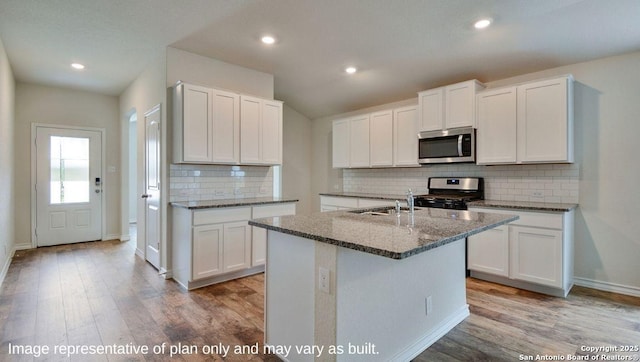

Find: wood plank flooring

[1,238,639,361]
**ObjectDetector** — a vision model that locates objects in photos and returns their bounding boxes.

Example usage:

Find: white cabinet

[332,119,350,168]
[251,203,296,266]
[418,80,485,131]
[172,83,240,164]
[192,224,223,279]
[510,225,563,288]
[418,88,444,132]
[393,105,419,166]
[172,202,296,290]
[517,77,573,163]
[349,114,371,167]
[467,225,509,277]
[476,75,574,165]
[332,105,419,169]
[467,206,574,297]
[240,95,283,165]
[369,110,393,167]
[331,114,370,168]
[476,87,517,164]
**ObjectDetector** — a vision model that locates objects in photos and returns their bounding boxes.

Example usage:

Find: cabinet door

[476,87,517,164]
[182,84,212,162]
[240,96,262,164]
[445,80,482,129]
[418,88,444,131]
[251,203,296,266]
[468,226,509,277]
[393,106,419,166]
[261,100,283,165]
[192,224,223,280]
[222,221,251,273]
[332,119,350,168]
[369,110,393,167]
[211,89,240,163]
[510,226,563,288]
[517,77,572,163]
[349,115,370,167]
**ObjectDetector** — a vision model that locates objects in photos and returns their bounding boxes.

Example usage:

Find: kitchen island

[249,207,517,361]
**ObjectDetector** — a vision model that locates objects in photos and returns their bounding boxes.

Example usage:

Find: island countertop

[249,207,518,259]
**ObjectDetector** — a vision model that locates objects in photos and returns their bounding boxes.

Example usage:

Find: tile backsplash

[169,164,273,202]
[343,163,579,204]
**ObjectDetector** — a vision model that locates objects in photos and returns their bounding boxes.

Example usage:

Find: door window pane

[50,136,90,204]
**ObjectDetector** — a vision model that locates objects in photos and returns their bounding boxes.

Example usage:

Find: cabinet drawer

[469,207,563,229]
[193,207,251,226]
[252,203,296,218]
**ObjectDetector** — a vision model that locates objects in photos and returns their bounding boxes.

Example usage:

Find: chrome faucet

[395,200,401,215]
[406,188,414,215]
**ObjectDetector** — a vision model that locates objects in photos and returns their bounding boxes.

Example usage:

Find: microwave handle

[457,135,463,156]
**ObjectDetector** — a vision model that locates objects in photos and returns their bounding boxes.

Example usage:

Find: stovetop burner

[413,177,484,210]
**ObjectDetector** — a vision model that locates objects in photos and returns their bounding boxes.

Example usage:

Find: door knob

[141,194,151,199]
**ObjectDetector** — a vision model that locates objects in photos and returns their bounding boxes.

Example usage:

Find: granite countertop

[249,207,517,260]
[319,192,409,200]
[467,200,577,212]
[171,197,299,210]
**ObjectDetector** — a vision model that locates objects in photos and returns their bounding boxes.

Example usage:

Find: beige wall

[119,54,167,259]
[0,36,15,280]
[310,50,640,294]
[14,83,120,247]
[166,47,273,98]
[282,104,312,214]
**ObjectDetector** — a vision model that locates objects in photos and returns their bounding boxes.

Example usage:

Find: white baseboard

[103,233,120,241]
[119,234,130,242]
[394,304,470,362]
[135,247,145,259]
[14,243,33,251]
[0,247,13,288]
[574,277,640,298]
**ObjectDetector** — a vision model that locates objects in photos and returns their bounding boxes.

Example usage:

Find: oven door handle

[457,135,463,156]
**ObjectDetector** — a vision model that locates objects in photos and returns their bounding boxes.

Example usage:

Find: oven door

[418,127,475,164]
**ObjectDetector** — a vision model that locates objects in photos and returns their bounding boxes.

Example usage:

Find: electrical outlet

[234,188,242,195]
[425,296,433,316]
[215,190,224,196]
[532,191,544,198]
[319,267,330,293]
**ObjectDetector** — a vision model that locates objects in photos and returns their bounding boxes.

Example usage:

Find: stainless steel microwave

[418,127,475,164]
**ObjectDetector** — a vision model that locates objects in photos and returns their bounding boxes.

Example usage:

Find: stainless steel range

[414,177,484,210]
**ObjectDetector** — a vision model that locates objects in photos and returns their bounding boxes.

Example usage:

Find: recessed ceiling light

[345,67,357,74]
[71,63,85,70]
[261,35,276,45]
[474,18,492,29]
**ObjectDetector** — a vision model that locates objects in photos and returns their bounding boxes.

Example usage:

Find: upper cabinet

[418,80,485,131]
[172,82,282,166]
[173,83,240,164]
[476,75,574,165]
[332,105,419,169]
[240,95,283,165]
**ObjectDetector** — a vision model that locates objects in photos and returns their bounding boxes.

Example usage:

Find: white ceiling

[1,0,640,119]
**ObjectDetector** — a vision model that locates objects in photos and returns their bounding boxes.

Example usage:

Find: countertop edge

[171,198,299,209]
[319,192,406,201]
[467,200,578,212]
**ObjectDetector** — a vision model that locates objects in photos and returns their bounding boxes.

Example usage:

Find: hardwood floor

[1,239,639,361]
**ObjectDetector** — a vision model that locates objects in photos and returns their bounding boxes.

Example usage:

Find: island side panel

[335,238,469,361]
[265,230,315,361]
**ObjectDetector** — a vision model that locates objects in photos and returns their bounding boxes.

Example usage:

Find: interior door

[35,126,102,246]
[143,105,161,269]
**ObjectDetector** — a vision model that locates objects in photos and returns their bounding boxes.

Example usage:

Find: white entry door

[143,106,161,269]
[35,126,103,246]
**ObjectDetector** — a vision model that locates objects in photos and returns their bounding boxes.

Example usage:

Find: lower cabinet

[467,207,574,297]
[172,202,295,290]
